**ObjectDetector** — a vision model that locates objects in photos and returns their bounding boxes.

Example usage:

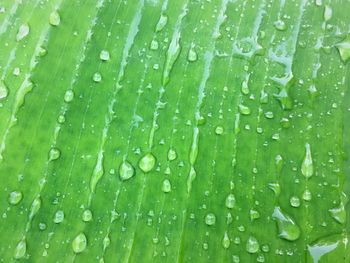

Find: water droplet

[290,196,301,207]
[308,233,346,263]
[274,87,293,110]
[225,193,236,209]
[167,148,177,161]
[14,238,26,259]
[162,179,171,193]
[49,11,61,26]
[64,90,74,103]
[275,155,283,173]
[0,81,9,100]
[246,236,259,254]
[93,72,102,82]
[139,153,156,173]
[250,209,260,221]
[155,14,168,32]
[274,20,287,31]
[329,192,347,224]
[241,80,249,95]
[280,117,291,128]
[187,44,198,62]
[162,31,181,86]
[264,111,274,119]
[150,39,159,50]
[272,206,300,241]
[103,235,110,250]
[205,213,216,226]
[260,90,268,103]
[16,24,30,41]
[268,182,280,196]
[232,255,240,263]
[99,50,110,61]
[53,210,64,224]
[238,104,251,115]
[119,161,135,181]
[13,67,20,76]
[302,189,312,201]
[8,191,23,205]
[49,147,61,161]
[29,196,41,220]
[222,232,230,249]
[39,47,47,57]
[335,35,350,62]
[301,143,313,178]
[82,209,93,222]
[324,5,332,21]
[215,126,224,135]
[72,233,87,253]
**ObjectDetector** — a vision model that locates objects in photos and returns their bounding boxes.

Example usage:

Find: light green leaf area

[0,0,349,262]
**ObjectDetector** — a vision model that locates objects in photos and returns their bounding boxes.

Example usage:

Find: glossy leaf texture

[0,0,349,262]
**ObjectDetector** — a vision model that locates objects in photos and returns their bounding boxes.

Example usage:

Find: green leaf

[0,0,349,262]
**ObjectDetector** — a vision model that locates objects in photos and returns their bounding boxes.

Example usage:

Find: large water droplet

[246,236,259,254]
[215,126,224,135]
[162,31,181,86]
[54,210,64,224]
[328,192,348,224]
[119,161,135,181]
[335,35,350,62]
[290,196,301,208]
[49,11,61,26]
[72,233,87,253]
[8,191,23,205]
[301,143,313,178]
[155,14,168,32]
[272,206,300,241]
[205,213,216,226]
[139,153,156,173]
[14,238,26,259]
[0,81,8,100]
[16,24,30,41]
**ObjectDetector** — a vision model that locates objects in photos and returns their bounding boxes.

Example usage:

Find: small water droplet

[64,90,74,103]
[93,72,102,82]
[82,209,93,222]
[222,232,230,249]
[250,209,260,221]
[167,148,177,161]
[238,104,251,115]
[241,80,249,95]
[272,206,300,241]
[16,24,30,41]
[324,5,332,21]
[13,67,20,76]
[72,233,87,253]
[119,161,135,181]
[302,189,312,201]
[301,143,313,178]
[139,153,156,173]
[225,193,236,209]
[205,213,216,226]
[14,238,26,259]
[49,11,61,26]
[162,179,171,193]
[53,210,64,224]
[215,126,224,135]
[49,147,61,161]
[290,196,301,207]
[99,50,110,61]
[8,191,23,205]
[274,20,287,31]
[150,39,159,50]
[187,44,198,62]
[246,236,259,254]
